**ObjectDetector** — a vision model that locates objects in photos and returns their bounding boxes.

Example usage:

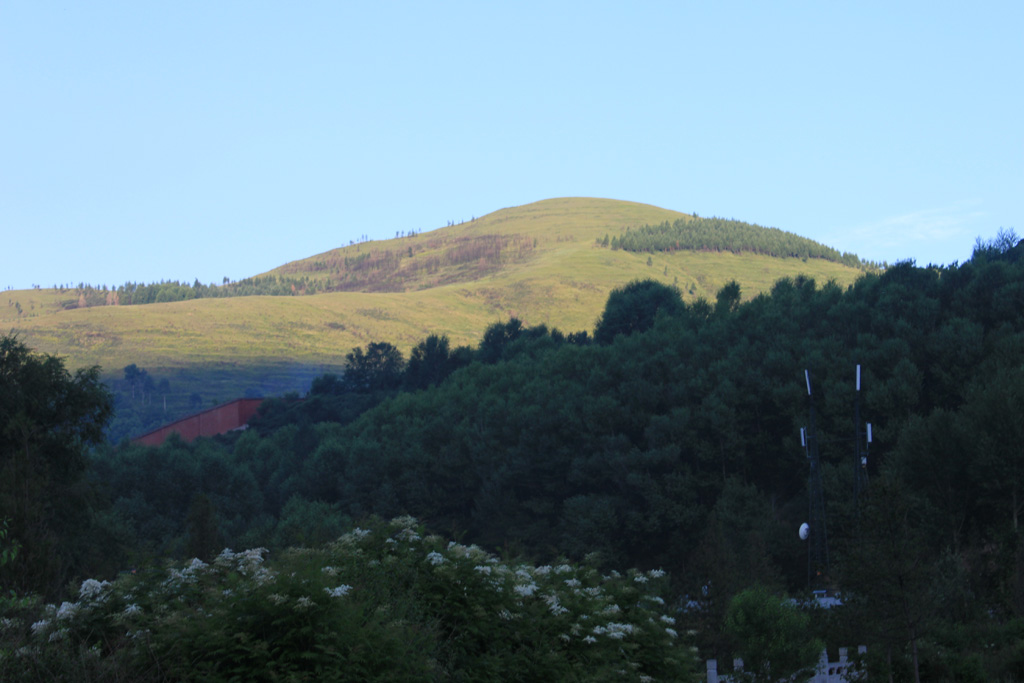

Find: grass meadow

[3,198,864,401]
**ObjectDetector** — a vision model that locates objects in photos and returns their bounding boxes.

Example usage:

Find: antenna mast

[802,369,829,587]
[853,365,871,508]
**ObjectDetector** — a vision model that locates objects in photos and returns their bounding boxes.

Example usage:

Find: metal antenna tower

[853,364,872,508]
[801,369,829,588]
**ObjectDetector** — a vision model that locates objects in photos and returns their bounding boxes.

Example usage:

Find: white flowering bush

[0,517,694,681]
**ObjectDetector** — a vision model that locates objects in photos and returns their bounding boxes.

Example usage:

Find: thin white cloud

[834,202,987,264]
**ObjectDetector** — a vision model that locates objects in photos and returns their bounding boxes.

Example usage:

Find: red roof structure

[132,398,264,447]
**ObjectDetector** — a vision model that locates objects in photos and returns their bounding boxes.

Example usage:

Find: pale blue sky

[2,1,1021,290]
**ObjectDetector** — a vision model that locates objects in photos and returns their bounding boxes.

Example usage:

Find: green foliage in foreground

[0,517,694,682]
[723,586,823,683]
[0,519,19,568]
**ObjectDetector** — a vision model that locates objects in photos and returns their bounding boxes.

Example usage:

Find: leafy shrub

[0,517,694,681]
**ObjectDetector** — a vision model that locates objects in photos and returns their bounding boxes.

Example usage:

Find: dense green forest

[3,229,1023,680]
[603,215,882,270]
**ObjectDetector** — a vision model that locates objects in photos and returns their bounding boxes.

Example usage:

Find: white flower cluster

[215,547,274,585]
[214,548,235,568]
[426,551,445,566]
[237,548,267,575]
[389,515,418,530]
[592,622,635,640]
[56,601,79,621]
[79,578,111,601]
[543,594,569,616]
[447,541,488,561]
[513,582,538,597]
[324,584,351,598]
[336,527,372,545]
[166,557,212,587]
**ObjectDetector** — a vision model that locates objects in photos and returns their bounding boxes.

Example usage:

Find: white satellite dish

[799,523,810,540]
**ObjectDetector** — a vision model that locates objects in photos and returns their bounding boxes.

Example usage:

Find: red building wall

[132,398,264,447]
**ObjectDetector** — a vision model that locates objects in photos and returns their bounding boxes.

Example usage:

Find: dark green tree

[0,334,113,596]
[840,475,934,683]
[715,280,742,316]
[404,334,467,390]
[344,342,405,392]
[185,493,221,562]
[963,363,1024,616]
[966,365,1024,538]
[593,279,684,344]
[0,518,19,568]
[476,318,524,363]
[724,585,823,683]
[123,363,144,400]
[310,372,346,395]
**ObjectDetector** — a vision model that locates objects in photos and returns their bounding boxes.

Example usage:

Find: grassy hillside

[4,198,865,401]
